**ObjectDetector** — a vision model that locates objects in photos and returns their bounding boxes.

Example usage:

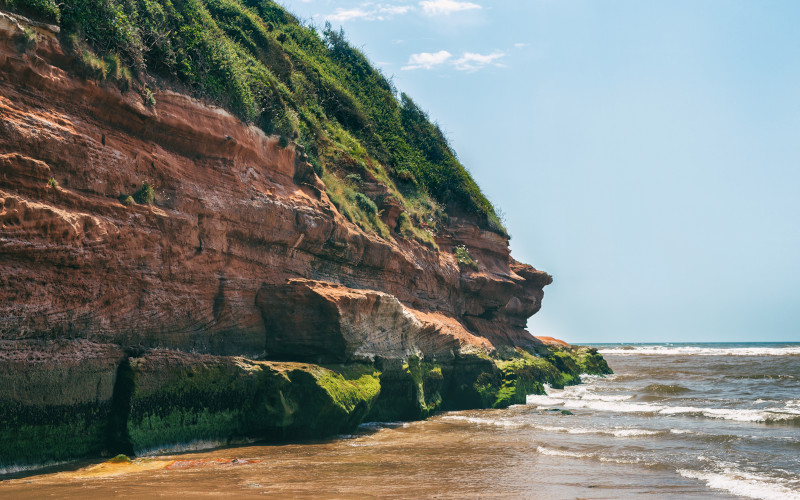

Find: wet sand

[1,411,731,499]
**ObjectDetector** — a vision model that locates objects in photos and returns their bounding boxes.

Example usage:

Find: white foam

[597,346,800,356]
[439,415,523,428]
[679,469,800,500]
[535,445,591,459]
[535,446,645,465]
[137,438,240,456]
[531,423,660,438]
[0,460,70,476]
[528,387,800,424]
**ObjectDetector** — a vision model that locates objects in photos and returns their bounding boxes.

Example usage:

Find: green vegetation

[0,346,610,468]
[17,26,37,51]
[132,182,154,205]
[3,0,507,240]
[454,244,478,270]
[46,176,58,188]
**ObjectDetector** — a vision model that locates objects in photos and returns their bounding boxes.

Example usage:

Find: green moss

[133,182,155,205]
[0,401,112,468]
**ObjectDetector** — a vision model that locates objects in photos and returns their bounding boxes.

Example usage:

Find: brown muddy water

[4,343,800,499]
[0,413,729,499]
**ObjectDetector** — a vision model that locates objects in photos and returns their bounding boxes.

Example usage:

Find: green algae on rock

[0,4,611,474]
[124,352,383,454]
[0,341,124,470]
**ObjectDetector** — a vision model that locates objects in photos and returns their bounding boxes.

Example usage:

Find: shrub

[397,212,411,234]
[454,244,478,271]
[78,48,107,80]
[120,195,135,206]
[47,176,58,188]
[353,192,377,216]
[142,87,156,107]
[278,135,289,148]
[344,173,362,186]
[104,53,132,90]
[395,169,416,183]
[132,182,154,205]
[1,0,60,23]
[18,27,37,52]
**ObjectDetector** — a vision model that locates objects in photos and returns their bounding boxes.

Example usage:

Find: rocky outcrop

[0,11,610,472]
[0,12,548,357]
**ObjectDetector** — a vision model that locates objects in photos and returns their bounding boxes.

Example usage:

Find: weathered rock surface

[0,12,549,357]
[0,12,612,473]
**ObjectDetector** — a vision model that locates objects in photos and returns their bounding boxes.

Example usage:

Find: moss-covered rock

[0,342,611,470]
[0,341,124,470]
[123,352,383,453]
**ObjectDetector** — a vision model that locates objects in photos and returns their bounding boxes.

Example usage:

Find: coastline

[5,343,799,499]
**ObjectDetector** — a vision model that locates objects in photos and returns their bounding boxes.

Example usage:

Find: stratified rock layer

[0,11,549,357]
[0,12,610,472]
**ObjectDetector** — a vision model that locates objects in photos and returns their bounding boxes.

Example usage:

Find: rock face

[0,12,549,358]
[0,12,610,471]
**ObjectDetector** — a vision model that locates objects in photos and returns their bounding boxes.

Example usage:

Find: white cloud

[326,4,415,23]
[514,42,529,48]
[327,8,372,22]
[402,50,453,70]
[381,5,414,15]
[403,50,504,71]
[419,0,481,16]
[453,51,505,71]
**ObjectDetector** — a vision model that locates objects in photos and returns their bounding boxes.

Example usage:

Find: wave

[531,424,662,438]
[439,415,523,428]
[527,389,800,425]
[535,446,649,465]
[642,383,691,395]
[0,459,71,477]
[678,468,800,500]
[597,346,800,356]
[136,438,251,457]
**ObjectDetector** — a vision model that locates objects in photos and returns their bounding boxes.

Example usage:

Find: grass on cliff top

[2,0,507,239]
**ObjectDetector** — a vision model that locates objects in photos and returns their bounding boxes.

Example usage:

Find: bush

[344,173,362,186]
[17,27,37,52]
[120,195,135,206]
[78,48,107,80]
[47,176,58,188]
[142,87,156,107]
[397,212,411,234]
[1,0,60,23]
[353,192,377,216]
[133,182,154,205]
[454,244,478,271]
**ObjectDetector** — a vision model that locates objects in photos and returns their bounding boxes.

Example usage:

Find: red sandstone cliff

[0,11,552,362]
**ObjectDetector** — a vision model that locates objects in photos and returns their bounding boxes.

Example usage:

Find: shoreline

[0,405,738,499]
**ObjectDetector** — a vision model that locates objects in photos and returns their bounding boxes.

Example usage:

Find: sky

[281,0,800,343]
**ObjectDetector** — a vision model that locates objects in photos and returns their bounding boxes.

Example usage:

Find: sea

[2,342,799,499]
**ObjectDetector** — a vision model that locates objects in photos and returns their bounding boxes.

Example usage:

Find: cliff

[0,7,610,472]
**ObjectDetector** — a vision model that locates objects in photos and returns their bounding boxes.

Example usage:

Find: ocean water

[2,342,799,499]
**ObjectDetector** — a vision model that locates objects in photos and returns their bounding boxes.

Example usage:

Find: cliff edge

[0,7,609,472]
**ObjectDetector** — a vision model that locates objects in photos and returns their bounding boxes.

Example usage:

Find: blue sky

[281,0,800,343]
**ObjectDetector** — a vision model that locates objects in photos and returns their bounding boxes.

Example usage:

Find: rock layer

[0,12,549,357]
[0,11,611,472]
